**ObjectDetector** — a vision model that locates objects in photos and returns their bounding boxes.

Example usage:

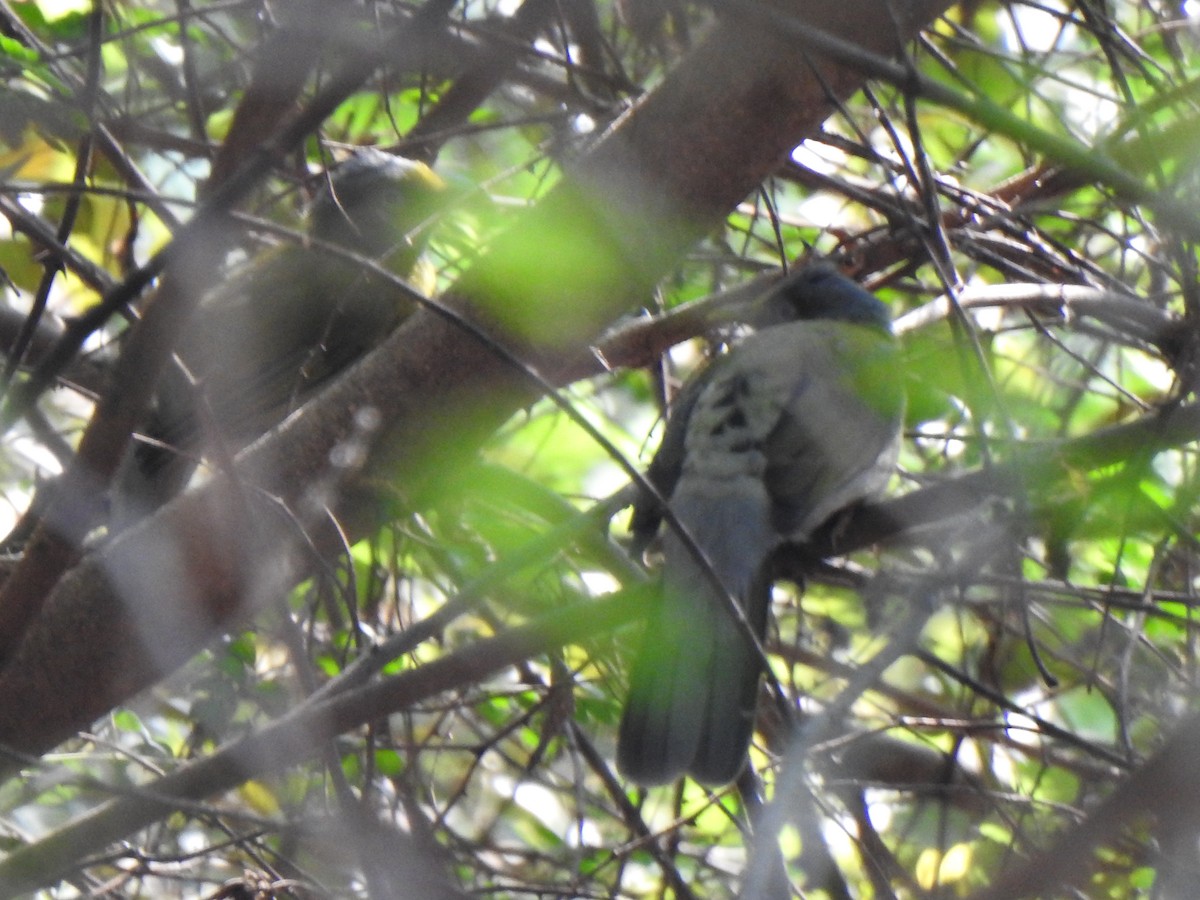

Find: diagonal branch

[0,0,955,756]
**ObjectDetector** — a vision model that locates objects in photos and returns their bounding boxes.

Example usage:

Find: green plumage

[112,151,445,526]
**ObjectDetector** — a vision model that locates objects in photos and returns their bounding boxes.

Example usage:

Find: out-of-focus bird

[617,265,905,786]
[112,149,445,526]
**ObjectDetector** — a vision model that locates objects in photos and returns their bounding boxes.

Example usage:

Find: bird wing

[619,346,780,784]
[618,317,902,786]
[753,320,904,538]
[627,357,719,554]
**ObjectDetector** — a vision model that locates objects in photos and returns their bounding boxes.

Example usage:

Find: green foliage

[1,0,1200,896]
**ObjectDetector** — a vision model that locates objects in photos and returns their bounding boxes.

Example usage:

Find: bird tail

[618,476,774,785]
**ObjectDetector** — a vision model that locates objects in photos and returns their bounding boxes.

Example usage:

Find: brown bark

[0,0,955,756]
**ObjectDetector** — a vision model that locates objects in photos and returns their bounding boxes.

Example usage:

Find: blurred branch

[715,0,1200,241]
[0,0,956,757]
[969,711,1200,900]
[0,589,642,898]
[0,5,482,666]
[832,399,1200,555]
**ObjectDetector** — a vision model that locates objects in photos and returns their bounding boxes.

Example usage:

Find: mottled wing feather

[753,322,904,537]
[619,316,902,786]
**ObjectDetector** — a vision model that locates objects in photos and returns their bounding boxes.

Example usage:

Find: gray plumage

[618,266,904,785]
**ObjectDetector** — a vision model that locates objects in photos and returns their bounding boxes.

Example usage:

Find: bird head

[309,148,446,264]
[758,263,892,332]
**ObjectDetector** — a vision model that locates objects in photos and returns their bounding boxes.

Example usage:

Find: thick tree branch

[0,590,642,897]
[0,0,954,755]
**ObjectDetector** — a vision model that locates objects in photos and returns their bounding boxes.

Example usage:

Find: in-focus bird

[617,265,905,786]
[112,149,445,527]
